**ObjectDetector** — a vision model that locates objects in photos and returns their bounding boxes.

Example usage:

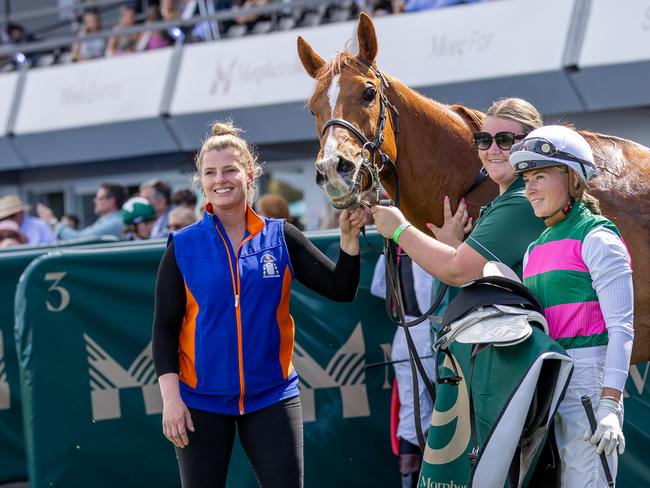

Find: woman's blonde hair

[194,121,263,203]
[559,167,601,214]
[485,98,543,135]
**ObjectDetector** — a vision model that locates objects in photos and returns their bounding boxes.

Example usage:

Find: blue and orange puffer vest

[171,207,298,415]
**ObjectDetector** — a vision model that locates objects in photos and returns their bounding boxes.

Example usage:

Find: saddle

[435,275,548,351]
[431,273,563,487]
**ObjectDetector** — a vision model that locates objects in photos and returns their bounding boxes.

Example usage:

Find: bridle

[319,60,401,207]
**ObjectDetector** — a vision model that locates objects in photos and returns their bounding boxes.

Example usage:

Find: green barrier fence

[8,231,650,487]
[14,231,400,487]
[0,237,119,484]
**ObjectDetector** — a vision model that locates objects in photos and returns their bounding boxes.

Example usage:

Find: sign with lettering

[13,49,173,134]
[579,0,650,67]
[171,0,574,115]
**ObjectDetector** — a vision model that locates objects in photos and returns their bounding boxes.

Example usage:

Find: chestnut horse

[297,13,650,364]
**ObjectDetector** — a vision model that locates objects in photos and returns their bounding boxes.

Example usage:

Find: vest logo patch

[261,253,280,278]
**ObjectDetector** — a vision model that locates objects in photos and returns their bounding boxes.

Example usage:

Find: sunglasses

[473,131,526,151]
[511,138,594,179]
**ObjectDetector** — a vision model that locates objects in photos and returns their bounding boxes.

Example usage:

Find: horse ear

[297,36,325,79]
[356,12,378,64]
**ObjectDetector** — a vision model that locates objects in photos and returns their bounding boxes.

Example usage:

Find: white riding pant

[392,319,435,446]
[554,346,621,487]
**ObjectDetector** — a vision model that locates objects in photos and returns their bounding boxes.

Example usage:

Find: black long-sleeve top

[152,222,360,376]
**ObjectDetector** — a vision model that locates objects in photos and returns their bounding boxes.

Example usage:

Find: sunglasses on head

[511,137,594,179]
[473,131,526,151]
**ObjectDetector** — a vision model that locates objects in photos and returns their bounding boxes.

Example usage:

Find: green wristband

[392,222,412,244]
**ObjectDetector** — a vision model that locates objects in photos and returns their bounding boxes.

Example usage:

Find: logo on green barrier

[626,363,650,397]
[423,354,470,466]
[84,333,162,421]
[0,331,9,410]
[294,322,369,422]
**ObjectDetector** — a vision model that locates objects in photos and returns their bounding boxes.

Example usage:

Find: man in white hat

[0,194,55,245]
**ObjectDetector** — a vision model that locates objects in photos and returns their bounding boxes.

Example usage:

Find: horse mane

[448,104,485,132]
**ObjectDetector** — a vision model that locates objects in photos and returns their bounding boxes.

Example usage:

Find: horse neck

[383,77,492,229]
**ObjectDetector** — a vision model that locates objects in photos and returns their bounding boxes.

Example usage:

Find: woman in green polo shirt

[368,97,546,284]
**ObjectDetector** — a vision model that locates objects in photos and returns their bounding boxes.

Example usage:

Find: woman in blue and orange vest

[152,121,363,488]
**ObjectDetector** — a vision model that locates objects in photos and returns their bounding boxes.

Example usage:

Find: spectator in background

[71,8,105,62]
[139,179,172,239]
[256,194,290,220]
[0,194,55,245]
[136,5,172,51]
[106,4,139,56]
[0,219,29,249]
[0,23,38,69]
[167,206,197,232]
[61,214,80,230]
[37,183,127,240]
[171,188,197,211]
[160,0,182,22]
[122,196,158,240]
[234,0,272,32]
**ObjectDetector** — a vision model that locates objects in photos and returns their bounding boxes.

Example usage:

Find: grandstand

[0,0,647,229]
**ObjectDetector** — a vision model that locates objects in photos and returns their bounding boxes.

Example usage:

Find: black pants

[176,395,303,488]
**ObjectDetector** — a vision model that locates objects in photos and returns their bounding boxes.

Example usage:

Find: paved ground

[0,483,28,487]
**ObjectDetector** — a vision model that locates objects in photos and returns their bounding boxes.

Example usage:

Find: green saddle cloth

[419,329,572,488]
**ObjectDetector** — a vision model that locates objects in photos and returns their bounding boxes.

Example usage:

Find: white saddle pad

[438,305,548,349]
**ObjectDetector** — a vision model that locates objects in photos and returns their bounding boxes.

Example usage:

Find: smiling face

[521,167,570,218]
[201,149,252,213]
[478,117,525,193]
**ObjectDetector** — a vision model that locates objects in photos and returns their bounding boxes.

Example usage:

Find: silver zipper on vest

[235,294,239,308]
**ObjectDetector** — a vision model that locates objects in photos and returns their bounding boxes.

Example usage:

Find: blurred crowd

[0,0,493,70]
[0,179,308,249]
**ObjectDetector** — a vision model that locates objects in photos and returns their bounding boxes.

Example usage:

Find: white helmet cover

[509,125,596,183]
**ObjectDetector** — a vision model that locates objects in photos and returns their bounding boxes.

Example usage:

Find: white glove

[583,397,625,456]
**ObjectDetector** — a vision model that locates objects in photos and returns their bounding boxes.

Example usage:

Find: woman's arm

[284,221,360,302]
[370,205,487,286]
[152,241,186,377]
[152,241,194,448]
[583,227,634,400]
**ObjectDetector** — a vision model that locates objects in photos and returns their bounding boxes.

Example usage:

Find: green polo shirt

[465,178,546,278]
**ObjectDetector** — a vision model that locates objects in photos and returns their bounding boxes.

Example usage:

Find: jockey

[511,125,634,486]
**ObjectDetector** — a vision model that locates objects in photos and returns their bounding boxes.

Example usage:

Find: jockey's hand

[426,196,472,248]
[583,397,625,456]
[370,205,407,239]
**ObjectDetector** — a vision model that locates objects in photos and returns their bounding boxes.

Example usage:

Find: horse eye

[362,86,376,103]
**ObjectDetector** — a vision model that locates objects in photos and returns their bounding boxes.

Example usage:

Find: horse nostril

[336,158,354,174]
[315,171,326,186]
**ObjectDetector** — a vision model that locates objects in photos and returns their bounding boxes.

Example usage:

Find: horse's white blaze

[323,75,341,159]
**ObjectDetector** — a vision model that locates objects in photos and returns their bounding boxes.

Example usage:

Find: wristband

[392,222,412,244]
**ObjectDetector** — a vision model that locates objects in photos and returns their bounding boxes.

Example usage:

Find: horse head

[297,13,398,209]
